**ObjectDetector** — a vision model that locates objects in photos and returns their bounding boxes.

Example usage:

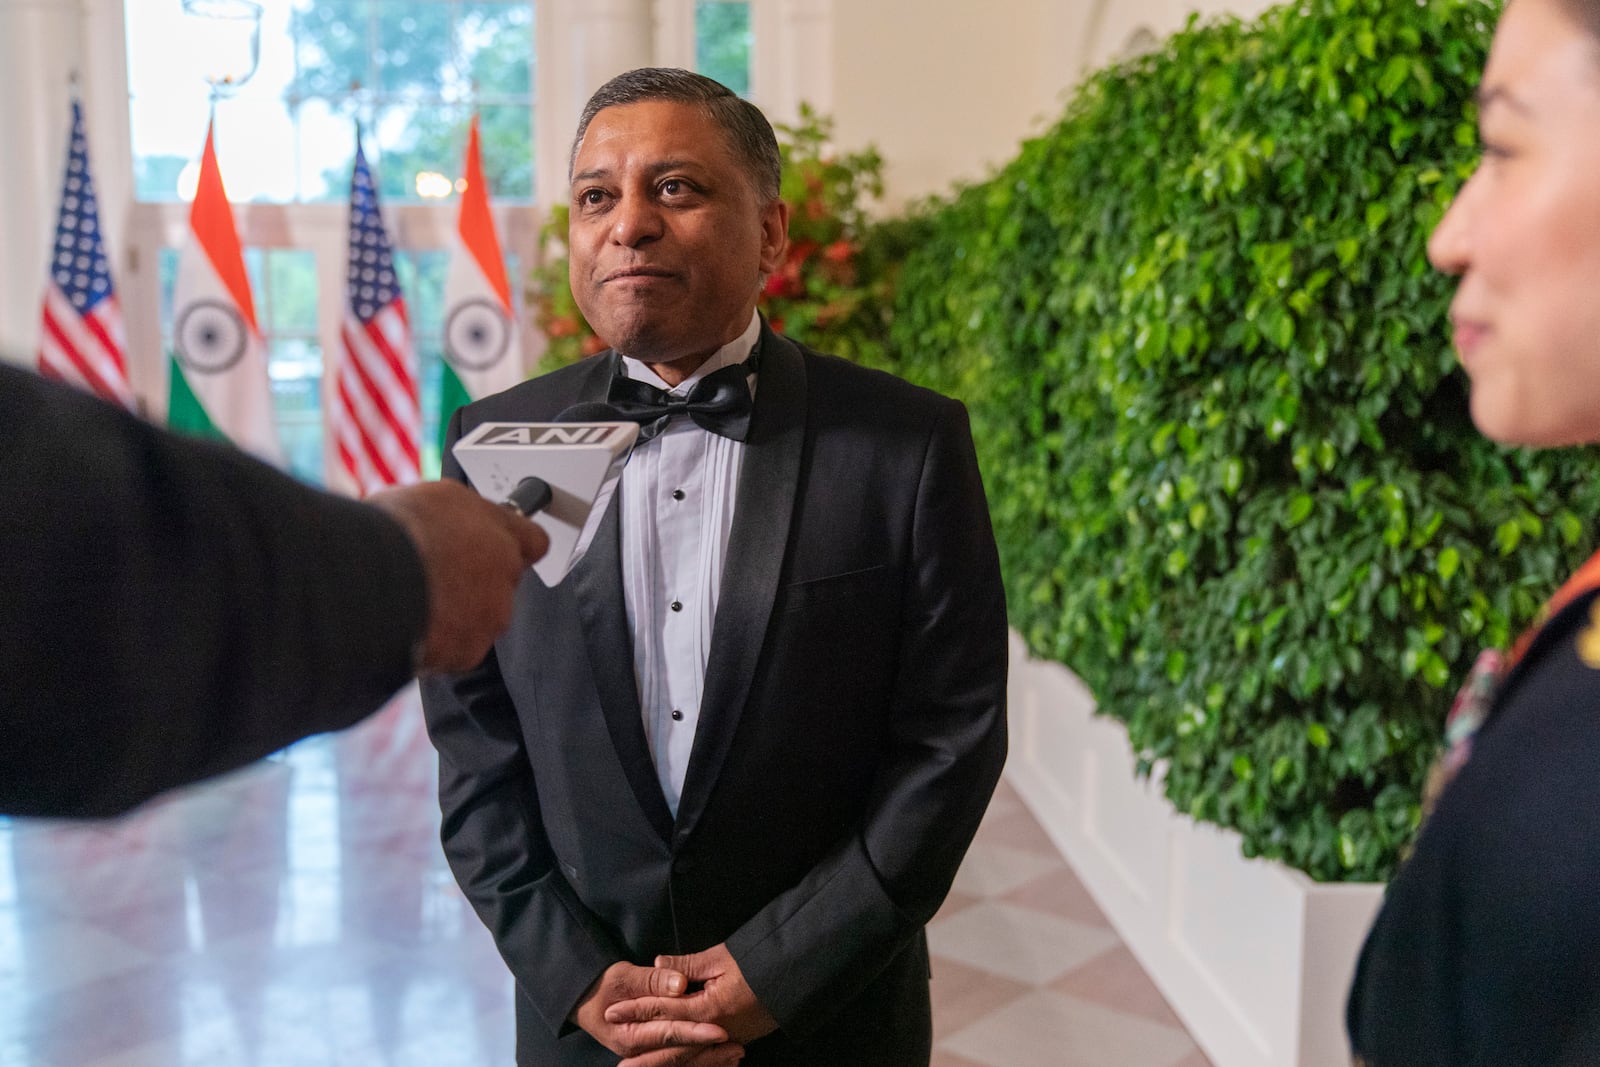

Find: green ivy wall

[884,0,1600,881]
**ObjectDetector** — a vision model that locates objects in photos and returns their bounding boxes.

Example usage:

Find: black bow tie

[560,354,757,444]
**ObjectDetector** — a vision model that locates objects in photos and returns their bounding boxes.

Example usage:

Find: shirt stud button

[671,709,684,721]
[672,488,686,501]
[670,600,683,612]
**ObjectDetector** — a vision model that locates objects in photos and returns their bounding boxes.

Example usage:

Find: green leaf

[1272,755,1295,784]
[1223,457,1245,495]
[1339,832,1359,869]
[1496,520,1522,555]
[1379,55,1411,98]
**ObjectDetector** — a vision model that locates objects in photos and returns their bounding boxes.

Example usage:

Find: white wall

[827,0,1277,213]
[0,0,132,375]
[829,0,1084,212]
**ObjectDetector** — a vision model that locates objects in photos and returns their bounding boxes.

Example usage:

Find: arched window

[125,0,538,484]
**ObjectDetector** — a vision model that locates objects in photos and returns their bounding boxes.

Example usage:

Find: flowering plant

[531,105,899,371]
[530,203,609,368]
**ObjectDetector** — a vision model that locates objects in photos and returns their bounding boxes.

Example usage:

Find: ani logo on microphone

[444,298,511,371]
[478,424,627,447]
[174,299,248,374]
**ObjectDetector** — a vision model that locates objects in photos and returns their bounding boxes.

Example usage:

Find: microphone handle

[509,476,553,516]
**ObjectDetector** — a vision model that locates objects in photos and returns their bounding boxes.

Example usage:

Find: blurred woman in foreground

[1347,0,1600,1062]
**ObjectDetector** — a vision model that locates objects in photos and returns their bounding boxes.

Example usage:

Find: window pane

[398,249,520,479]
[397,250,449,335]
[696,1,751,98]
[158,248,181,329]
[212,99,301,202]
[260,250,325,485]
[270,337,327,485]
[125,1,234,201]
[459,1,534,97]
[371,104,470,203]
[375,4,455,99]
[417,339,447,479]
[290,0,376,105]
[128,1,310,203]
[132,1,536,203]
[134,153,192,202]
[267,250,322,333]
[129,85,208,202]
[397,251,442,477]
[159,247,326,485]
[475,104,535,200]
[294,98,357,203]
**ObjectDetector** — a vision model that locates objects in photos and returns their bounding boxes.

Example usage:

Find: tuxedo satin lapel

[580,350,623,404]
[572,356,675,841]
[674,328,807,841]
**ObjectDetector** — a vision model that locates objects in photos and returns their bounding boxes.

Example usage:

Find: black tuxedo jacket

[421,326,1008,1065]
[0,362,425,818]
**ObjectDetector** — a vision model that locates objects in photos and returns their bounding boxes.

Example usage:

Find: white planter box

[1003,631,1384,1067]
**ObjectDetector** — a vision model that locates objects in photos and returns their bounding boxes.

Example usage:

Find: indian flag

[168,119,282,465]
[440,113,522,450]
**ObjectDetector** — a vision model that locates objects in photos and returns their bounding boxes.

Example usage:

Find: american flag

[333,135,419,494]
[38,101,135,410]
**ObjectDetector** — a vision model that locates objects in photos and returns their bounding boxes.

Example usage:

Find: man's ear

[758,199,791,275]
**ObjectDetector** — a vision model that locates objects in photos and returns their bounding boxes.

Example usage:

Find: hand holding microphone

[452,420,638,587]
[368,481,548,673]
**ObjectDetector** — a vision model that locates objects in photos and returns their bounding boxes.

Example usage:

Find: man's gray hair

[568,67,783,201]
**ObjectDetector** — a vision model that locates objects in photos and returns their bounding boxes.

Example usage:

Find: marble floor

[0,688,1213,1067]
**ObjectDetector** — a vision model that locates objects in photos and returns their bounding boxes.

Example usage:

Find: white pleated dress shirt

[618,311,761,816]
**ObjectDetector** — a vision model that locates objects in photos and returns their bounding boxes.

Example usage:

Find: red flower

[823,240,855,264]
[763,241,813,300]
[581,334,609,356]
[546,315,580,339]
[763,271,801,299]
[769,317,785,334]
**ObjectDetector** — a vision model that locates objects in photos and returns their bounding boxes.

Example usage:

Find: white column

[755,0,832,126]
[652,0,695,71]
[537,0,653,206]
[0,0,149,397]
[0,0,87,369]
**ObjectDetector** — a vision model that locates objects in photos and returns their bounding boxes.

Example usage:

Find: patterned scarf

[1423,547,1600,812]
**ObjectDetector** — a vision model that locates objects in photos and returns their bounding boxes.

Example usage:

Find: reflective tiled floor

[928,787,1213,1067]
[1,688,1211,1067]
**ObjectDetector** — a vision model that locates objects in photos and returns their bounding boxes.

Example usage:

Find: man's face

[567,100,789,372]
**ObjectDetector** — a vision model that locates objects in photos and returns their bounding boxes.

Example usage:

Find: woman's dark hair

[1555,0,1600,41]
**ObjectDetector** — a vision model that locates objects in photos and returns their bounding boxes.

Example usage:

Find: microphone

[507,476,553,517]
[452,420,639,586]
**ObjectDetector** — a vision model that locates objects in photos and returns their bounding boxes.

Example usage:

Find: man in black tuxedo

[1,361,545,818]
[421,68,1008,1067]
